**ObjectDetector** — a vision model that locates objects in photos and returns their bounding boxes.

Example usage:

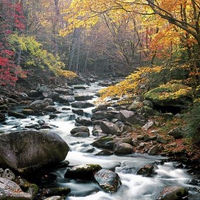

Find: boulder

[72,132,90,137]
[55,87,72,94]
[58,95,75,104]
[47,91,59,101]
[74,94,93,101]
[92,136,114,150]
[144,83,192,107]
[157,186,188,200]
[119,110,140,125]
[28,90,42,98]
[0,130,69,173]
[29,99,49,111]
[0,177,32,199]
[64,164,102,180]
[70,126,90,137]
[8,111,26,119]
[75,117,92,126]
[70,126,90,135]
[72,109,84,116]
[71,101,94,108]
[148,145,160,155]
[91,111,114,121]
[94,169,121,193]
[22,108,35,115]
[136,164,155,177]
[44,106,57,112]
[114,143,133,155]
[100,121,120,135]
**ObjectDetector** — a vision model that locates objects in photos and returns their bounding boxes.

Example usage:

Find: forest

[1,1,200,143]
[1,1,200,199]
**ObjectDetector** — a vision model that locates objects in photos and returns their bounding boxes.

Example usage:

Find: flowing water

[1,81,200,200]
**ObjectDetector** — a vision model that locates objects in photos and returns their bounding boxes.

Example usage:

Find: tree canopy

[0,0,199,89]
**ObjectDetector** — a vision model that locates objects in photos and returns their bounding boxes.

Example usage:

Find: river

[0,81,200,200]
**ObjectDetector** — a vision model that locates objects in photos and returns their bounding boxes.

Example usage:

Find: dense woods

[1,0,200,140]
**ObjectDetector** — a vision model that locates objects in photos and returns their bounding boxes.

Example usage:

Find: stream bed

[1,81,200,200]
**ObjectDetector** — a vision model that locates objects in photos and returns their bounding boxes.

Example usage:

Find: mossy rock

[144,83,192,106]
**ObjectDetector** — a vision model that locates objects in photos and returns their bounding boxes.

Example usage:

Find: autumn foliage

[0,0,25,86]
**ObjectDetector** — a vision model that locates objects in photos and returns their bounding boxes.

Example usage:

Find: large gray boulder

[0,130,69,173]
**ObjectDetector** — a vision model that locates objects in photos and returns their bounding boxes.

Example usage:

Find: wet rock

[8,111,27,119]
[92,125,104,136]
[72,132,90,137]
[44,106,57,112]
[0,113,6,122]
[157,186,188,200]
[91,111,114,121]
[41,187,71,198]
[136,164,155,177]
[94,169,121,193]
[75,117,92,126]
[71,101,94,108]
[29,99,49,111]
[28,90,42,98]
[0,130,69,173]
[47,91,59,101]
[55,87,72,94]
[114,142,133,155]
[22,108,35,115]
[92,136,114,150]
[64,164,102,180]
[100,121,120,135]
[72,109,84,116]
[70,126,90,135]
[58,95,75,104]
[0,177,32,199]
[74,94,93,101]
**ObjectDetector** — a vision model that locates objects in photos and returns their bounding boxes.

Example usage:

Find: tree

[0,0,25,86]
